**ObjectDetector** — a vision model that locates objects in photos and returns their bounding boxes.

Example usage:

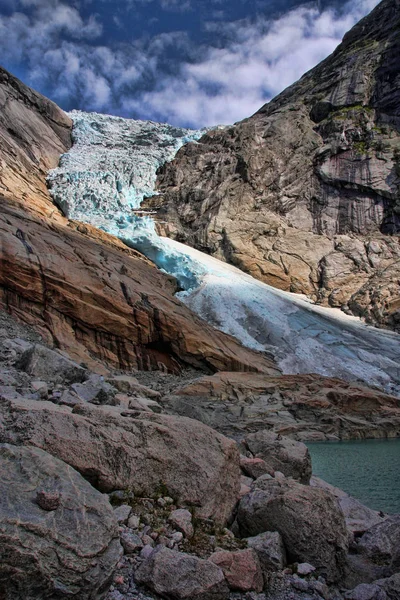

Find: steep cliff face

[155,0,400,331]
[0,65,278,375]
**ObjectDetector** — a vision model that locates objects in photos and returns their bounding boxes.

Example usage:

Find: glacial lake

[307,438,400,514]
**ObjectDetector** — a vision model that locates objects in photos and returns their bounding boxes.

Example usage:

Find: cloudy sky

[0,0,380,127]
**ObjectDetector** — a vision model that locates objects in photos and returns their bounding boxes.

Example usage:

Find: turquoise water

[307,438,400,514]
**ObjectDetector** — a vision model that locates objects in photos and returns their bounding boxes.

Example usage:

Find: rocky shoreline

[1,309,399,600]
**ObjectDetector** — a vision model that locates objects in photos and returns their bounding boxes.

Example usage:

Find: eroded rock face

[155,0,400,331]
[0,443,121,600]
[0,396,240,524]
[236,477,349,583]
[164,371,400,441]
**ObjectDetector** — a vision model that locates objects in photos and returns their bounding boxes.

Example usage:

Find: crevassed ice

[48,111,400,395]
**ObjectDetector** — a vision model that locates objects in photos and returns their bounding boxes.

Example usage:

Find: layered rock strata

[155,0,400,331]
[162,371,400,441]
[0,65,278,374]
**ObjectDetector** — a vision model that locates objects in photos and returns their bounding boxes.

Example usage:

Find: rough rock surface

[134,546,229,600]
[155,0,400,331]
[310,477,388,536]
[0,65,278,375]
[236,477,349,583]
[164,371,400,441]
[246,531,287,577]
[0,443,121,600]
[357,516,400,573]
[244,430,312,483]
[209,549,263,592]
[0,396,240,524]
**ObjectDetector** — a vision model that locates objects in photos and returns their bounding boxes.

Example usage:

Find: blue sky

[0,0,380,127]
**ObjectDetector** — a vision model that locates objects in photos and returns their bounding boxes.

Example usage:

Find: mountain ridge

[154,0,400,332]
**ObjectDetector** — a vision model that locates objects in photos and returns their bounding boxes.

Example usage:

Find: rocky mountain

[154,0,400,332]
[0,65,277,375]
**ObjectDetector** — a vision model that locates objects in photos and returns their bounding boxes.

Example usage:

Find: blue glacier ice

[48,111,400,395]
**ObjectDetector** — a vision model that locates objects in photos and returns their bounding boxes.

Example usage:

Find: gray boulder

[16,343,87,384]
[0,396,240,524]
[311,477,387,536]
[244,430,312,483]
[357,516,400,573]
[246,531,286,577]
[135,546,229,600]
[237,477,348,582]
[375,574,400,600]
[0,443,121,600]
[344,583,387,600]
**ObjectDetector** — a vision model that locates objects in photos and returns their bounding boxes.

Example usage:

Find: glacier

[48,111,400,395]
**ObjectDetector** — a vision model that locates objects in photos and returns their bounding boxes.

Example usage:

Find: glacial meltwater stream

[48,110,400,510]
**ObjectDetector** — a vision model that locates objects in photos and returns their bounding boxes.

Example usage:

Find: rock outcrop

[0,444,121,600]
[0,395,240,524]
[236,477,349,583]
[155,0,400,331]
[0,65,279,375]
[163,371,400,441]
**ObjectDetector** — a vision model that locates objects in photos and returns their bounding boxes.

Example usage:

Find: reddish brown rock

[209,549,263,592]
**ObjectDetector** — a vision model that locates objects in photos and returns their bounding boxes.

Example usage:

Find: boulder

[0,443,121,600]
[311,477,388,536]
[344,583,387,600]
[0,396,240,524]
[209,549,263,592]
[70,379,117,406]
[237,477,348,582]
[357,516,400,572]
[16,343,87,385]
[375,574,400,600]
[134,546,229,600]
[244,430,312,483]
[246,531,287,576]
[168,509,194,538]
[240,456,274,479]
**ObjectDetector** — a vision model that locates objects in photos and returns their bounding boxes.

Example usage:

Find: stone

[344,583,387,600]
[31,381,48,398]
[120,532,143,554]
[140,545,154,560]
[107,376,161,399]
[128,515,140,529]
[311,477,388,536]
[297,563,316,576]
[244,430,312,483]
[0,397,240,524]
[357,516,400,572]
[171,531,183,544]
[113,505,132,525]
[375,574,400,600]
[134,546,229,600]
[237,477,348,583]
[169,508,194,538]
[36,489,61,511]
[246,531,287,576]
[209,549,263,593]
[240,456,274,479]
[0,443,121,599]
[70,380,117,406]
[16,344,87,385]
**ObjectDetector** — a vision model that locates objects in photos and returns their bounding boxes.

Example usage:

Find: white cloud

[0,0,381,126]
[126,0,381,126]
